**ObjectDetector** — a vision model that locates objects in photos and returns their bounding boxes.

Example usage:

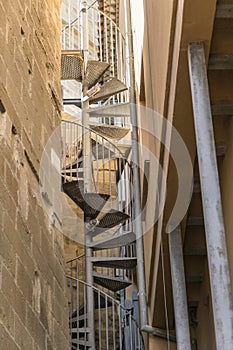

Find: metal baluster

[104,16,108,63]
[98,11,103,62]
[105,295,109,350]
[110,21,114,77]
[68,123,72,181]
[129,315,133,350]
[68,0,71,49]
[112,302,116,350]
[118,305,122,350]
[98,291,101,350]
[84,283,87,350]
[69,278,73,344]
[102,141,105,192]
[115,25,118,80]
[108,146,112,207]
[76,260,80,348]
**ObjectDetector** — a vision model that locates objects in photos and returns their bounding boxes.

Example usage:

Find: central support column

[125,0,148,328]
[188,41,233,350]
[81,1,95,349]
[168,226,191,350]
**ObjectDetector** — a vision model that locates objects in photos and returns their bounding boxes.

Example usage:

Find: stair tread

[87,102,130,117]
[84,60,110,89]
[93,272,131,292]
[89,209,130,237]
[63,181,110,219]
[90,123,130,140]
[97,209,129,228]
[72,339,92,347]
[89,78,127,104]
[61,54,83,81]
[89,231,136,250]
[71,327,90,333]
[91,257,137,269]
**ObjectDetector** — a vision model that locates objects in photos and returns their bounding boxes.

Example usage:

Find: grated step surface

[61,54,83,81]
[89,210,130,237]
[93,272,131,292]
[90,123,130,140]
[89,231,136,250]
[89,78,127,104]
[63,181,109,220]
[84,61,110,89]
[91,257,137,269]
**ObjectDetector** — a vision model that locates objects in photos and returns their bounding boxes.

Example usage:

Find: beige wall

[0,0,69,349]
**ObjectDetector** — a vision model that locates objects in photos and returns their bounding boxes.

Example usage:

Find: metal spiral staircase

[60,1,144,349]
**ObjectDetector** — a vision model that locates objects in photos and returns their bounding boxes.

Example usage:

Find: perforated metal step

[63,181,109,220]
[84,61,110,89]
[97,209,129,228]
[61,52,83,81]
[89,78,127,104]
[89,210,130,237]
[90,123,130,140]
[91,257,137,269]
[93,272,131,292]
[89,231,136,250]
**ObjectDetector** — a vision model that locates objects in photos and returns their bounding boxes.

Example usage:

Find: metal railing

[61,119,132,216]
[67,276,145,350]
[61,1,129,104]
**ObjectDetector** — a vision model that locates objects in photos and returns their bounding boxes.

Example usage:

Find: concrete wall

[0,0,69,349]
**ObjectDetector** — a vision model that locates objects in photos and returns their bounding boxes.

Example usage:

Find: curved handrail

[67,275,145,349]
[67,275,142,327]
[62,5,125,42]
[62,119,132,168]
[89,6,126,41]
[66,253,85,264]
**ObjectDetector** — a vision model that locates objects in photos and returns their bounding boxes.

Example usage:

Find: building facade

[0,0,69,349]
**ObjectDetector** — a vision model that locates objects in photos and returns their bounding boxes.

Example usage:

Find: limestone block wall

[0,0,69,349]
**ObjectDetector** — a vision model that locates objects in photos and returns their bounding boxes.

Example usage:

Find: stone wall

[0,0,69,349]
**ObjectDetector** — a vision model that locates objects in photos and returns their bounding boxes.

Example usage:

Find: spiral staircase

[60,1,144,349]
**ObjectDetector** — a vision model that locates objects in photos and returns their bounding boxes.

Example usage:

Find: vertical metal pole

[125,0,148,328]
[168,226,191,350]
[81,0,92,193]
[81,1,95,349]
[188,41,233,350]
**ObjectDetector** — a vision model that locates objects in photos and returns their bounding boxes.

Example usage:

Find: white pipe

[168,227,191,350]
[188,41,233,350]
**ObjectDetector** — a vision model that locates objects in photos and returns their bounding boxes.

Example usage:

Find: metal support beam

[168,226,192,350]
[188,42,233,350]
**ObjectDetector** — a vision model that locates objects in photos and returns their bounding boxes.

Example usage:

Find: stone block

[26,304,46,348]
[14,313,34,349]
[0,290,15,335]
[1,265,27,324]
[0,324,19,350]
[0,230,16,277]
[16,257,33,303]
